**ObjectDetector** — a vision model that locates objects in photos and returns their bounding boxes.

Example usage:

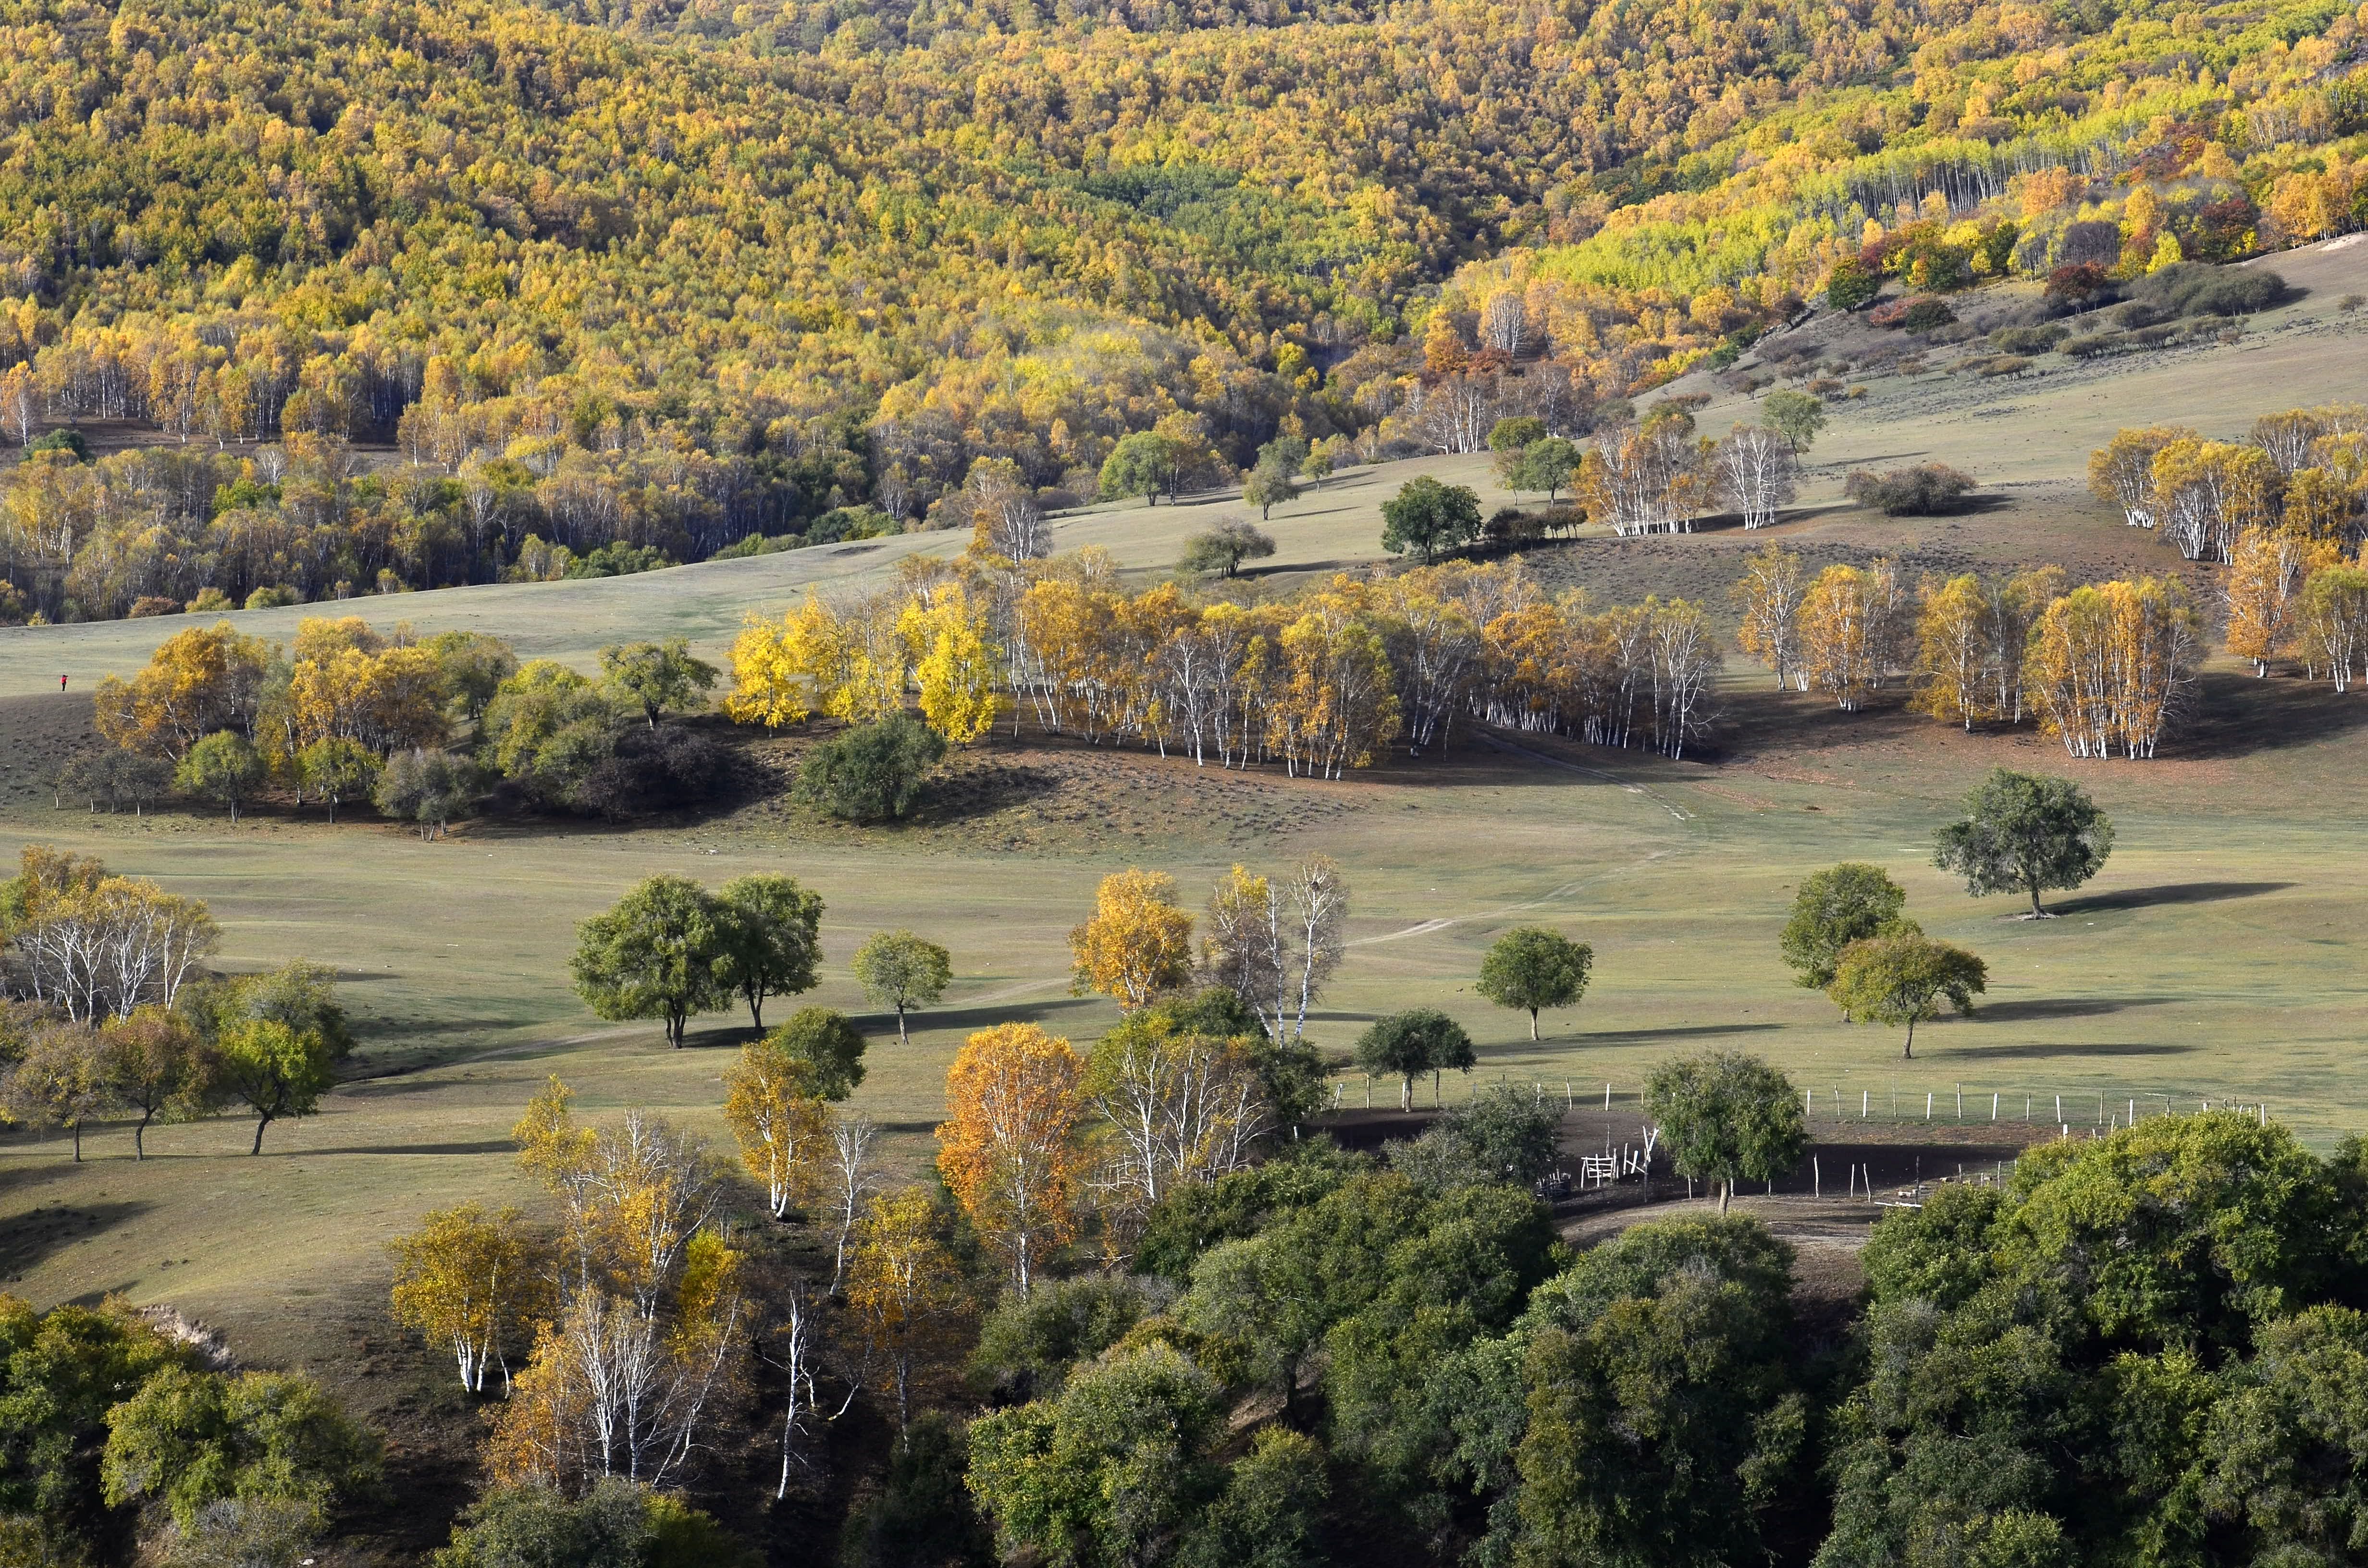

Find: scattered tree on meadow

[1100,431,1184,507]
[851,930,953,1045]
[1760,391,1827,456]
[569,875,731,1048]
[4,1025,111,1161]
[767,1007,869,1101]
[388,1203,553,1396]
[1778,863,1908,992]
[1827,927,1986,1058]
[1380,476,1483,563]
[189,959,351,1155]
[1508,436,1582,504]
[1242,460,1300,520]
[1644,1051,1806,1214]
[938,1024,1089,1296]
[1070,869,1196,1009]
[1354,1008,1476,1110]
[712,873,823,1030]
[1475,926,1593,1040]
[1934,768,2114,918]
[95,1005,215,1159]
[1179,520,1277,579]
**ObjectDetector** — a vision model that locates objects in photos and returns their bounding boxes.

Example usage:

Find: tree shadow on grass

[296,1140,517,1157]
[1975,997,2176,1022]
[1937,1041,2195,1060]
[2053,882,2292,915]
[0,1200,149,1280]
[1579,1022,1787,1046]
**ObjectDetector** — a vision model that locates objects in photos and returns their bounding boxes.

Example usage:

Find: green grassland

[5,262,2368,1476]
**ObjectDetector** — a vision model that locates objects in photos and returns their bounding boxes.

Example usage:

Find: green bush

[563,542,676,579]
[796,714,947,823]
[1843,464,1977,515]
[435,1478,750,1568]
[100,1367,382,1536]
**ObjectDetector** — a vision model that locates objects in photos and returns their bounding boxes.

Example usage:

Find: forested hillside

[2,0,2367,616]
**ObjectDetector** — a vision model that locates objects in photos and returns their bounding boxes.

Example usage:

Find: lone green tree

[1934,768,2114,918]
[1779,863,1908,990]
[1241,461,1300,520]
[1354,1008,1476,1110]
[714,873,824,1029]
[1476,927,1593,1040]
[1761,391,1828,456]
[852,930,953,1044]
[175,732,264,823]
[598,638,719,728]
[1511,437,1581,503]
[569,874,731,1047]
[1380,477,1483,564]
[1828,928,1986,1058]
[1645,1051,1807,1214]
[216,1018,337,1155]
[767,1006,868,1100]
[1179,521,1277,579]
[1099,431,1181,506]
[194,960,353,1153]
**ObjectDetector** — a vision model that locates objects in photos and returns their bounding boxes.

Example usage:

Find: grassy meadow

[5,249,2368,1398]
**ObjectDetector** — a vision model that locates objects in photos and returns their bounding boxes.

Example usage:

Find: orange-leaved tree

[937,1023,1087,1296]
[1068,869,1194,1009]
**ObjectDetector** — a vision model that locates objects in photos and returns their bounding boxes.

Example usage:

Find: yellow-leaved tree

[846,1187,966,1437]
[937,1023,1087,1295]
[2225,525,2340,676]
[1068,869,1195,1009]
[486,1078,745,1493]
[388,1202,552,1395]
[721,1035,832,1220]
[901,587,999,743]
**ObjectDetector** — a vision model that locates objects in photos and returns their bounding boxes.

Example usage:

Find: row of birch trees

[729,551,1725,766]
[1732,544,2205,759]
